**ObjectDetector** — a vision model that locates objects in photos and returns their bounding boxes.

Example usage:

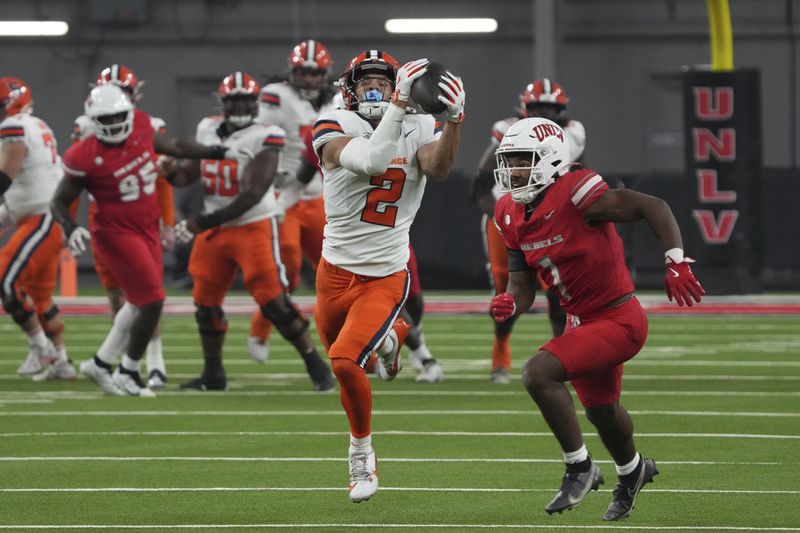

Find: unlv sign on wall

[683,69,762,293]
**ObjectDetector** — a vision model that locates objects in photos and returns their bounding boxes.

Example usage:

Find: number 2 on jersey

[361,168,407,228]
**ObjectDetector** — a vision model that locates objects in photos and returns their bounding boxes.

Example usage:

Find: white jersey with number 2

[312,109,440,277]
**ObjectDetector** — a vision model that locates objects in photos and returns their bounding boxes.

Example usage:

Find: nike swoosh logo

[544,209,556,219]
[404,128,416,138]
[668,268,679,278]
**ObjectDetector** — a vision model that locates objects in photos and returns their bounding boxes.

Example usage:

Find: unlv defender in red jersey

[491,118,703,521]
[51,84,246,397]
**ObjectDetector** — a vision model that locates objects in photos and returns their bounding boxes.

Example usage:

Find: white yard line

[0,409,796,417]
[0,455,783,466]
[0,524,798,531]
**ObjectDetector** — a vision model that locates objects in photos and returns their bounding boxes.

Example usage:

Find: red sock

[492,335,511,370]
[331,357,372,438]
[249,309,272,341]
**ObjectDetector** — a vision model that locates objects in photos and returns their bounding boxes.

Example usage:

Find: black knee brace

[260,293,308,340]
[39,304,64,338]
[195,305,228,336]
[2,290,34,326]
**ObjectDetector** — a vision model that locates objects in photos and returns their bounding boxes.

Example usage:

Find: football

[410,61,448,115]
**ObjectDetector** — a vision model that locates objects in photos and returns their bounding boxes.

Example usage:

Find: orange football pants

[0,213,62,314]
[190,218,288,307]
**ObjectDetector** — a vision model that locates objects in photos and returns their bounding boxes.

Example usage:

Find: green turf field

[1,313,799,531]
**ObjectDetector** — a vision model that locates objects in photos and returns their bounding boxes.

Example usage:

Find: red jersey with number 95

[493,167,634,316]
[62,109,160,237]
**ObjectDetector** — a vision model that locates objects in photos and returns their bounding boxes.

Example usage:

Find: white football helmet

[494,117,572,205]
[84,84,134,144]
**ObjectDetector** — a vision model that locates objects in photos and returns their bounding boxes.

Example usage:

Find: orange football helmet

[96,64,144,102]
[0,77,32,120]
[520,78,569,115]
[218,72,260,128]
[339,50,400,113]
[288,40,332,71]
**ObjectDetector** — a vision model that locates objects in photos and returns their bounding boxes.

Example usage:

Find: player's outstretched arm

[584,188,704,306]
[51,175,91,256]
[158,156,201,187]
[177,148,279,238]
[416,71,465,182]
[153,132,251,161]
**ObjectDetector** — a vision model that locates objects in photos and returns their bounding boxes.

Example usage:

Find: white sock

[97,303,138,365]
[616,452,641,476]
[146,336,166,375]
[55,345,68,364]
[563,444,589,464]
[120,354,140,373]
[349,435,372,455]
[410,341,433,362]
[28,328,49,349]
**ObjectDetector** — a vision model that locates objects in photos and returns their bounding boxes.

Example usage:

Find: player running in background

[248,40,337,363]
[52,84,247,397]
[472,79,585,384]
[162,72,334,392]
[490,117,704,520]
[0,77,74,380]
[313,51,465,501]
[72,65,173,389]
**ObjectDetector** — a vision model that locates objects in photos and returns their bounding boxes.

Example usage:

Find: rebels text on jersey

[0,113,62,221]
[494,167,634,317]
[62,109,160,236]
[312,109,441,278]
[195,116,285,227]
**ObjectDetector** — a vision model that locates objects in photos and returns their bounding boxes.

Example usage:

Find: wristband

[664,247,684,264]
[209,145,228,160]
[0,170,11,195]
[197,211,224,230]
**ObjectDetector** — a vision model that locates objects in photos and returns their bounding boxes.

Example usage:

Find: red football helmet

[96,64,144,102]
[288,40,333,71]
[339,50,400,114]
[218,72,260,129]
[520,78,569,115]
[0,77,32,121]
[217,71,260,98]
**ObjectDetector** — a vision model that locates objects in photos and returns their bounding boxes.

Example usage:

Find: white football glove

[395,58,430,101]
[174,219,194,244]
[437,71,466,123]
[224,146,254,160]
[66,226,91,257]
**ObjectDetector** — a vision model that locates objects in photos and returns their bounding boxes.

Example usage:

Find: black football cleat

[602,457,659,521]
[180,371,227,391]
[302,352,336,392]
[545,460,604,514]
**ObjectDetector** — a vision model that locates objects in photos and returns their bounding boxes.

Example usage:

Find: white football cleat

[376,319,410,381]
[80,356,124,396]
[490,367,511,385]
[32,359,77,382]
[349,450,378,503]
[415,360,444,383]
[247,336,270,363]
[17,341,58,376]
[147,369,168,390]
[112,368,156,397]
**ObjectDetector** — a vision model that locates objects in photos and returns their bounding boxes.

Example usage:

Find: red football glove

[664,258,705,307]
[490,292,517,322]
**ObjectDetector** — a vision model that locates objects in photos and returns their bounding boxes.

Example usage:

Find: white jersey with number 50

[312,109,441,277]
[195,116,285,227]
[0,113,62,221]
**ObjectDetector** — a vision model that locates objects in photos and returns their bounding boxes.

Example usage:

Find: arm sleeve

[0,121,25,143]
[337,104,405,176]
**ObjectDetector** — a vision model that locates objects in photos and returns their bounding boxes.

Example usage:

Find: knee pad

[39,304,64,338]
[195,305,228,336]
[2,289,34,326]
[260,293,308,340]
